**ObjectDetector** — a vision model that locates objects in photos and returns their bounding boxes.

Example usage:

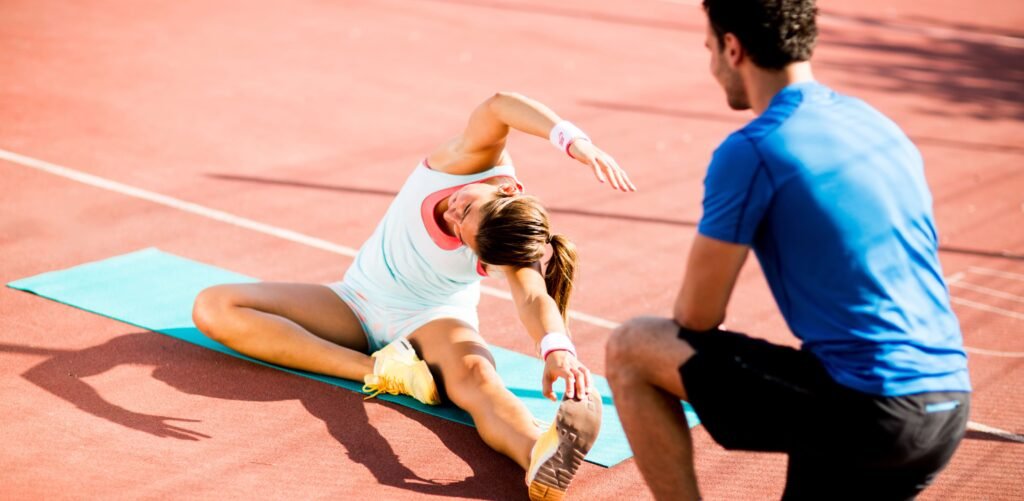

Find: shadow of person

[5,332,525,499]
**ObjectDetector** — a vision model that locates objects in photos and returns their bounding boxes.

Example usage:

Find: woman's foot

[525,389,603,500]
[362,338,441,405]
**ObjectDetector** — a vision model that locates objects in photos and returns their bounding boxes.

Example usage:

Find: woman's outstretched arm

[501,263,592,402]
[427,92,635,191]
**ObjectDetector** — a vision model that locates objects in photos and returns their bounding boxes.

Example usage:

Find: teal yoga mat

[8,248,699,467]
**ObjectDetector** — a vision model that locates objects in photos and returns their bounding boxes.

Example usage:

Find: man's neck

[744,62,816,115]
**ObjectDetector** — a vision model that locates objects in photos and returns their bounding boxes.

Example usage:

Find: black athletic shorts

[676,327,970,501]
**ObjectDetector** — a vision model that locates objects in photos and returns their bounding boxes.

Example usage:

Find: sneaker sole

[528,390,602,501]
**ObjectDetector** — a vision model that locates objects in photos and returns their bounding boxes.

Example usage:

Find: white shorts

[327,281,480,353]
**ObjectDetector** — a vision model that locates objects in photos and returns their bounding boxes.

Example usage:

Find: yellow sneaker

[371,337,420,366]
[363,338,441,406]
[526,389,603,501]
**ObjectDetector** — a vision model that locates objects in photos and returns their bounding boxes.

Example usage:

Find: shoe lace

[362,374,406,400]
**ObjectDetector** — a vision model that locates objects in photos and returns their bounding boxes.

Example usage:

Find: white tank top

[342,161,522,309]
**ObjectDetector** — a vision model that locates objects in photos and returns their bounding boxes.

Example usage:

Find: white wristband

[549,120,590,158]
[540,332,577,360]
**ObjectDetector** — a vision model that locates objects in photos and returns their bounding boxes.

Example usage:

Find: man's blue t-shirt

[698,81,970,396]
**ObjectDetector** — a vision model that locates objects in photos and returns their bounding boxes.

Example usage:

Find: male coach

[606,1,970,499]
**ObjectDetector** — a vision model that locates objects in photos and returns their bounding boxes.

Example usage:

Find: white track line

[969,267,1024,282]
[951,281,1024,303]
[0,148,618,330]
[950,297,1024,321]
[966,421,1024,444]
[4,147,1020,442]
[950,274,1024,356]
[0,149,362,259]
[477,283,619,328]
[964,346,1024,358]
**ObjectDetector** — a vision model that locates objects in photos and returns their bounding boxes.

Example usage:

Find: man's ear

[722,33,744,68]
[498,183,517,195]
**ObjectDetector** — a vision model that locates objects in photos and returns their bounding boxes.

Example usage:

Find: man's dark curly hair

[703,0,818,70]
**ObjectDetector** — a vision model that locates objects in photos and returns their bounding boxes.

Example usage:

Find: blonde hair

[475,193,578,327]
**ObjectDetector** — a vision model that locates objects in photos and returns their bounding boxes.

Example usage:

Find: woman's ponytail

[476,194,578,329]
[544,234,578,328]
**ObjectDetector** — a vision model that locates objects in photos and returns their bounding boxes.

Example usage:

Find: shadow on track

[4,333,525,499]
[207,173,1023,260]
[207,173,699,228]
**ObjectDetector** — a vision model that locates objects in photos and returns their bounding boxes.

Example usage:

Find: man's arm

[674,234,750,331]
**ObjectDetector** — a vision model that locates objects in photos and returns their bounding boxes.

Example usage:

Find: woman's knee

[192,285,238,339]
[444,356,503,407]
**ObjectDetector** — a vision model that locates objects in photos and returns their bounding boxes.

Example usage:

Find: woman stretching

[192,92,635,500]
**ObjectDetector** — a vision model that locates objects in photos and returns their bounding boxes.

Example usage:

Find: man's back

[699,81,970,396]
[609,3,971,498]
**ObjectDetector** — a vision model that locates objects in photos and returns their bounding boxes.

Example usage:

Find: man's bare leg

[607,316,700,500]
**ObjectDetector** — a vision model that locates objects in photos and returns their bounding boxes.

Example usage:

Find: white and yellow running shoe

[371,337,420,366]
[526,389,603,501]
[362,337,441,406]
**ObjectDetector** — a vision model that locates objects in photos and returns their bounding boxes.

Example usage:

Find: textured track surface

[2,0,1022,499]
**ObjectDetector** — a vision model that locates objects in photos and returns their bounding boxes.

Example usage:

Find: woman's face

[444,182,515,251]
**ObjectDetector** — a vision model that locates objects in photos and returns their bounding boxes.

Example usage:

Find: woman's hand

[542,350,592,401]
[569,140,637,192]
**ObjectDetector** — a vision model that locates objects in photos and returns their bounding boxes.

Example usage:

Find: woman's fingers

[560,366,594,401]
[589,158,608,184]
[618,173,634,192]
[578,366,591,399]
[615,164,637,192]
[576,142,636,192]
[543,368,556,401]
[592,158,621,190]
[598,157,622,191]
[569,367,584,401]
[544,353,596,401]
[605,156,636,192]
[590,155,637,192]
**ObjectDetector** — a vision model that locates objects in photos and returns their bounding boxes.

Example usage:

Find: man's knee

[607,316,693,394]
[607,317,646,371]
[608,317,676,376]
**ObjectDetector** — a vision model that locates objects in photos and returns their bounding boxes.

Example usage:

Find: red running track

[2,0,1022,499]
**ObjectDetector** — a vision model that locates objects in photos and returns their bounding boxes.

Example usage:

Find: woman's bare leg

[409,318,540,469]
[192,283,373,381]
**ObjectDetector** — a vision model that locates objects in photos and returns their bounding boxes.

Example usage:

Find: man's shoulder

[739,84,820,143]
[744,85,901,150]
[710,129,760,170]
[713,119,781,167]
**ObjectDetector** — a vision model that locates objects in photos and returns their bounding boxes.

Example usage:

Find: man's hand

[542,350,592,401]
[569,140,637,192]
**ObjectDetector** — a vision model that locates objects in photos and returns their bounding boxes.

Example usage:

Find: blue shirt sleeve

[698,132,775,245]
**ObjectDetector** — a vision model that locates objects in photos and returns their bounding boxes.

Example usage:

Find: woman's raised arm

[427,92,636,191]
